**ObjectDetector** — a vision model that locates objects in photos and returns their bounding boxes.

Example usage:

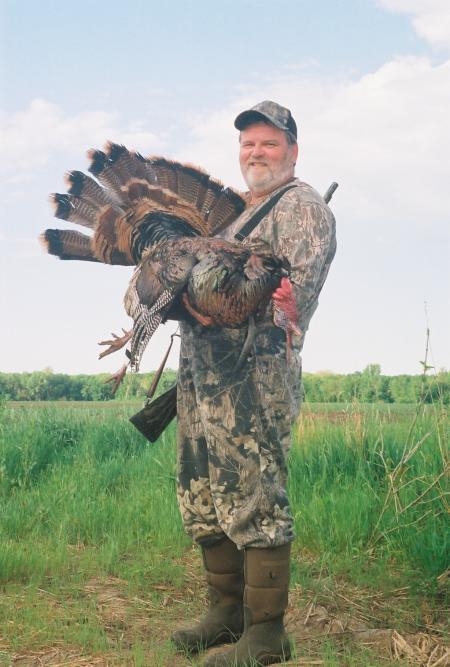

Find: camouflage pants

[176,320,302,549]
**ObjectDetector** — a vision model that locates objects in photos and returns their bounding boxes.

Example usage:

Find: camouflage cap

[234,100,297,140]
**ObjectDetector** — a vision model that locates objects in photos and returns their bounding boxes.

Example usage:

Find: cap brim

[234,109,281,131]
[234,109,297,139]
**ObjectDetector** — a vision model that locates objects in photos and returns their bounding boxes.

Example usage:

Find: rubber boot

[203,543,292,667]
[172,536,244,653]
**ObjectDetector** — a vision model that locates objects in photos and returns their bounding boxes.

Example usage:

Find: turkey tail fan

[72,143,246,240]
[43,142,247,270]
[40,229,99,262]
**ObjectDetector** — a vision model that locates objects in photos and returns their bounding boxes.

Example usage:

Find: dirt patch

[4,559,449,666]
[11,648,108,666]
[285,593,449,666]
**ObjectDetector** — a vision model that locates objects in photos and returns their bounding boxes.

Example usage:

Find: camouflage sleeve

[271,187,337,331]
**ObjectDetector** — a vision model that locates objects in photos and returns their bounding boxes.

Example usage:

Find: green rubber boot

[172,536,244,653]
[203,544,292,667]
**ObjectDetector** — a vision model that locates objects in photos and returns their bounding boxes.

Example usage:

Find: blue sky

[1,0,449,377]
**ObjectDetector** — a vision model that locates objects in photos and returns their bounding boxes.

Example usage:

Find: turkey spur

[40,142,300,380]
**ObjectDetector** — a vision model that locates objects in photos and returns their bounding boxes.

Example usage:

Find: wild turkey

[40,142,300,384]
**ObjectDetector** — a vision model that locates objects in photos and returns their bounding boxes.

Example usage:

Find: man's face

[239,122,298,198]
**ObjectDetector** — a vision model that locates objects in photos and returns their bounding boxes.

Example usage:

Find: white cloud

[180,56,450,230]
[0,99,164,178]
[377,0,450,50]
[6,50,449,233]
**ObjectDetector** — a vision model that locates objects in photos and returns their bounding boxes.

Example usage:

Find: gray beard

[243,164,294,196]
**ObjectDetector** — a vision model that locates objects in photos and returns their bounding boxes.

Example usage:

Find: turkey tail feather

[65,170,119,209]
[87,149,126,200]
[50,193,99,229]
[147,157,210,206]
[105,142,150,183]
[206,187,247,234]
[40,229,98,262]
[146,158,246,233]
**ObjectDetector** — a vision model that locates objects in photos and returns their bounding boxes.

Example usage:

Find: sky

[0,0,449,378]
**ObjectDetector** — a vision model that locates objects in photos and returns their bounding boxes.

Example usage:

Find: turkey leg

[98,328,133,359]
[105,363,129,395]
[181,292,215,327]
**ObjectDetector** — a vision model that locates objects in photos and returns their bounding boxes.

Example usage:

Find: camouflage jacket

[220,178,337,351]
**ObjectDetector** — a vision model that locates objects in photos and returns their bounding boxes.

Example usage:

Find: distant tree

[359,364,382,402]
[389,375,419,403]
[342,372,363,401]
[379,376,394,403]
[80,375,113,401]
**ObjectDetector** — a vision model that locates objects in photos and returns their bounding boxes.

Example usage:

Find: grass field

[0,399,448,666]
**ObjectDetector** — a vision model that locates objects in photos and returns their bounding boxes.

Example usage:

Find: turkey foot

[105,363,129,395]
[181,293,215,327]
[98,328,132,359]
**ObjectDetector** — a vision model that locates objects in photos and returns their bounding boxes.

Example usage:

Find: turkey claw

[105,363,129,395]
[98,328,132,359]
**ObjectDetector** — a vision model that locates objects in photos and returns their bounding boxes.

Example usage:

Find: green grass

[0,399,448,665]
[288,403,449,588]
[0,404,185,586]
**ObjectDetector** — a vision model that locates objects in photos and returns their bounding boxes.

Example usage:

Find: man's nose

[250,144,264,157]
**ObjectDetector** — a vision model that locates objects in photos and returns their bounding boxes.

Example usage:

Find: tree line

[302,364,449,404]
[0,364,448,404]
[0,369,177,402]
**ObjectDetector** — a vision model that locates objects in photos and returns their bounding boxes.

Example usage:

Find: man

[172,101,336,666]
